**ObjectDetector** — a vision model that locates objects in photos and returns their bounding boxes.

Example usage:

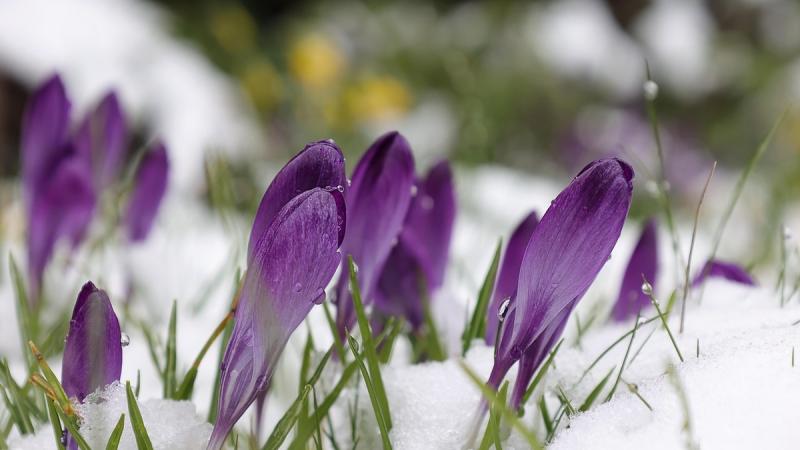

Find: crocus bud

[374,161,456,328]
[610,218,658,322]
[485,211,539,343]
[488,158,634,411]
[335,131,415,334]
[692,259,755,287]
[208,141,347,449]
[124,141,169,243]
[61,282,122,402]
[74,91,128,189]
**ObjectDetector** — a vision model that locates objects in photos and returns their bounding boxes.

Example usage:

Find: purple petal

[248,139,346,261]
[489,158,633,392]
[21,74,72,210]
[610,218,659,322]
[335,131,415,334]
[692,259,755,287]
[373,161,456,328]
[124,142,169,243]
[209,188,343,449]
[61,281,122,402]
[74,91,128,189]
[27,156,96,301]
[485,211,539,343]
[374,242,425,328]
[509,301,573,409]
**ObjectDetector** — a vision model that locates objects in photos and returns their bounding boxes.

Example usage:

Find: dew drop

[120,333,130,347]
[347,179,352,187]
[643,80,659,100]
[336,185,344,192]
[498,297,512,322]
[255,374,268,390]
[60,430,68,446]
[294,282,303,293]
[641,281,653,296]
[325,138,335,144]
[312,290,326,305]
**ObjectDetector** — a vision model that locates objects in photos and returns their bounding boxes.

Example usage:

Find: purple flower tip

[488,158,634,411]
[208,142,347,449]
[61,281,122,402]
[75,90,129,188]
[124,141,169,243]
[335,131,415,335]
[485,210,539,343]
[692,259,755,287]
[610,218,659,322]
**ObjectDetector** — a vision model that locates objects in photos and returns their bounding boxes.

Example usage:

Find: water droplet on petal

[294,282,303,293]
[498,297,512,322]
[641,281,653,296]
[312,290,326,305]
[255,375,268,390]
[120,333,130,347]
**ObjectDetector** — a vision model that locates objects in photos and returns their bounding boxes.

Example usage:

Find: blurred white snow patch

[526,0,644,99]
[11,382,211,449]
[634,0,716,99]
[547,280,800,450]
[0,0,264,192]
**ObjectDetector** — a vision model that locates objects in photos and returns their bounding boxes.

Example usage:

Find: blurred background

[0,0,798,218]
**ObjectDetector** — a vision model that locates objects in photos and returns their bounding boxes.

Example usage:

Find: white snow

[10,382,212,450]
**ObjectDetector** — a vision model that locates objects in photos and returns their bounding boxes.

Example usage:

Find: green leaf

[0,360,34,434]
[479,381,508,450]
[579,367,615,412]
[164,300,178,398]
[322,302,346,363]
[126,381,154,450]
[105,414,125,450]
[52,400,90,450]
[347,336,392,450]
[139,321,163,379]
[538,396,552,436]
[420,282,446,361]
[347,256,392,429]
[462,240,502,356]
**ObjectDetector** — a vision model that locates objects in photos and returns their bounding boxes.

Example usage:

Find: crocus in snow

[61,281,122,402]
[609,218,658,322]
[692,259,755,287]
[374,161,456,328]
[334,131,415,335]
[487,158,634,410]
[74,91,129,189]
[124,142,170,242]
[484,211,539,343]
[208,140,346,449]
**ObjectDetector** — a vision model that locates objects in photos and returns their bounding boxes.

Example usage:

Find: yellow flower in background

[210,5,258,54]
[288,33,345,89]
[240,58,284,112]
[344,76,412,123]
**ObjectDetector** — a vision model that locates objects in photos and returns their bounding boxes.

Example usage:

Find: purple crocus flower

[484,211,539,344]
[74,91,128,189]
[124,142,169,243]
[334,131,415,335]
[486,158,634,411]
[208,142,346,450]
[610,218,658,322]
[374,161,456,328]
[61,281,122,402]
[26,155,96,301]
[691,259,755,287]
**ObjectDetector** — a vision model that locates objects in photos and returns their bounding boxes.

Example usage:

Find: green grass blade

[459,361,542,450]
[105,414,125,450]
[45,394,65,450]
[347,256,392,429]
[322,302,347,363]
[478,381,508,450]
[538,396,552,436]
[262,385,312,450]
[9,254,36,369]
[462,240,502,356]
[164,301,177,398]
[0,361,34,434]
[605,316,641,402]
[126,381,154,450]
[580,367,615,412]
[347,336,392,450]
[289,361,359,449]
[52,400,90,450]
[521,340,563,405]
